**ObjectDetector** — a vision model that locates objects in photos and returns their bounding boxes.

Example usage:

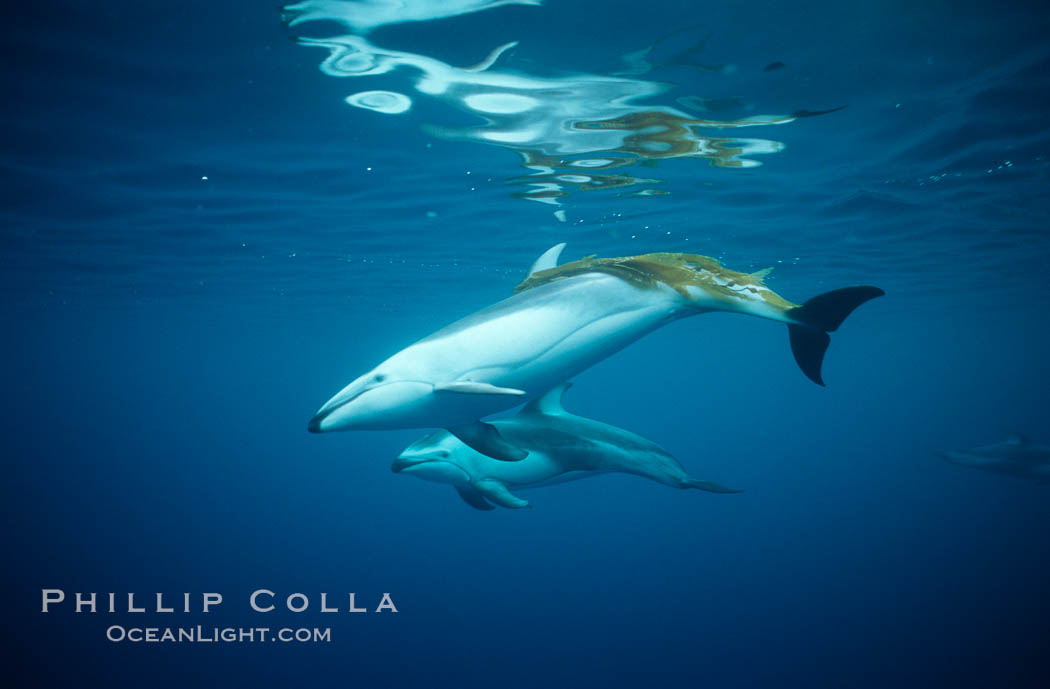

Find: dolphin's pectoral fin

[455,485,496,511]
[448,421,529,462]
[786,285,884,386]
[476,479,530,509]
[684,479,743,494]
[435,381,526,396]
[520,382,572,416]
[527,242,566,278]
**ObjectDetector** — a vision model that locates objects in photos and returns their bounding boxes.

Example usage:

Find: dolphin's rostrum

[308,244,883,461]
[393,383,741,510]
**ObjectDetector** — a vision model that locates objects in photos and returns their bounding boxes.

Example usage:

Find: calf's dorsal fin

[521,382,573,416]
[447,421,528,461]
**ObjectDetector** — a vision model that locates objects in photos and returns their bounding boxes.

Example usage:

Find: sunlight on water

[282,0,804,206]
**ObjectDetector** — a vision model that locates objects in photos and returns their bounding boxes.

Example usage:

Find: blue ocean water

[4,0,1050,686]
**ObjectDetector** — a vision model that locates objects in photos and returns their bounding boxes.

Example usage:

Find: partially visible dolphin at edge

[308,244,884,462]
[392,383,741,510]
[938,435,1050,484]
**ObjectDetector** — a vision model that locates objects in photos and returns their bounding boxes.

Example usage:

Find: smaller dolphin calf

[392,383,740,510]
[938,435,1050,484]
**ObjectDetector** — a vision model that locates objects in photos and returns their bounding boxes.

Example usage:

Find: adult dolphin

[938,435,1050,484]
[392,383,741,510]
[308,244,883,461]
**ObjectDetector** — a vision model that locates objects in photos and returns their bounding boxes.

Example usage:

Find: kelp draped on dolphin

[392,383,740,510]
[938,435,1050,484]
[308,244,883,461]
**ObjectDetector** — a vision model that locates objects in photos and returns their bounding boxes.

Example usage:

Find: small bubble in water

[426,211,437,218]
[201,176,208,181]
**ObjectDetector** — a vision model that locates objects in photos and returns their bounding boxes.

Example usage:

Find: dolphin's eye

[373,373,387,383]
[438,450,450,458]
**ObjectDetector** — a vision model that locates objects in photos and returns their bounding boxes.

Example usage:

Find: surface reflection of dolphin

[283,0,828,203]
[508,109,818,201]
[393,383,741,510]
[938,435,1050,484]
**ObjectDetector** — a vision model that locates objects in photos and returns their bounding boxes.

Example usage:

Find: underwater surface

[3,0,1050,686]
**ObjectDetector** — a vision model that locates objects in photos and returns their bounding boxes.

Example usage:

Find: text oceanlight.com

[106,626,331,643]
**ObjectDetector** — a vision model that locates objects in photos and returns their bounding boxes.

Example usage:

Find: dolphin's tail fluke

[786,286,884,386]
[684,479,743,494]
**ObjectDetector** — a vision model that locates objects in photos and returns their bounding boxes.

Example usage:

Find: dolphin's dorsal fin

[527,243,566,278]
[751,267,774,280]
[1007,433,1027,446]
[521,382,572,416]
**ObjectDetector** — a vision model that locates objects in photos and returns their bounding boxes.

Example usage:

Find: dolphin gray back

[497,389,690,479]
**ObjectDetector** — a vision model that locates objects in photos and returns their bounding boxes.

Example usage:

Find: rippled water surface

[5,0,1049,307]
